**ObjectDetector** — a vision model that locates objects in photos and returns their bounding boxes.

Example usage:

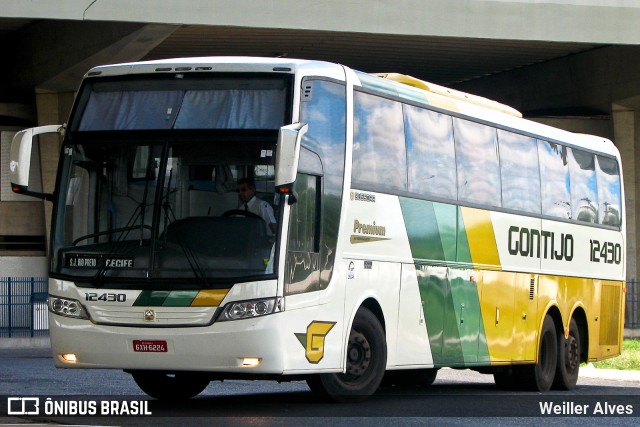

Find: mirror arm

[11,185,53,201]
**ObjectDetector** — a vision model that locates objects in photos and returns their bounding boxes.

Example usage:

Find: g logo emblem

[143,309,155,321]
[295,321,336,364]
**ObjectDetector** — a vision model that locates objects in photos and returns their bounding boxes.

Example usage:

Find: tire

[552,318,580,390]
[306,307,387,402]
[130,371,210,400]
[517,315,558,391]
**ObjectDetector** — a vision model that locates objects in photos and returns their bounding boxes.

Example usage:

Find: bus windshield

[50,73,292,286]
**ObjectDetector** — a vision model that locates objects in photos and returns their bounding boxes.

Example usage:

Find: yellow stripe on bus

[191,289,230,307]
[460,207,501,269]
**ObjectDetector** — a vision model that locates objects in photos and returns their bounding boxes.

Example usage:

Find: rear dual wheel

[553,318,580,390]
[494,315,581,392]
[519,315,558,391]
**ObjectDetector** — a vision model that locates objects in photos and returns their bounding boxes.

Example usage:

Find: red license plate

[133,340,167,353]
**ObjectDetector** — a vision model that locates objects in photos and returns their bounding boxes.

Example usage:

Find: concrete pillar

[35,90,75,254]
[612,109,638,282]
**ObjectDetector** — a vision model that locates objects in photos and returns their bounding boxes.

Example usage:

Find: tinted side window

[299,79,346,289]
[353,91,407,191]
[498,130,541,214]
[596,155,622,226]
[538,140,571,219]
[288,173,319,252]
[454,118,501,207]
[568,148,598,223]
[405,105,457,200]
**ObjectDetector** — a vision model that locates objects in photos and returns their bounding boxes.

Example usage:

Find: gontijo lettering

[507,226,574,261]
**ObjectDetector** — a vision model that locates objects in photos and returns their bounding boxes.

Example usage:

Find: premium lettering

[353,220,386,237]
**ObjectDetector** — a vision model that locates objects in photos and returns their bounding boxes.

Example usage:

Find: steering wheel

[222,209,263,220]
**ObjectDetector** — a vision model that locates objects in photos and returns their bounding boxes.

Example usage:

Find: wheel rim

[344,330,372,381]
[565,334,579,370]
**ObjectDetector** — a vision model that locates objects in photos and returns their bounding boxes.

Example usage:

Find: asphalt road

[1,347,639,426]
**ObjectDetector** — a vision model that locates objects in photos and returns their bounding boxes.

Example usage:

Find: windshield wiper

[161,168,177,243]
[138,154,154,247]
[171,233,210,289]
[92,152,156,287]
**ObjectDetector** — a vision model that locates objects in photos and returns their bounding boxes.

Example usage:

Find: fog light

[241,357,261,367]
[59,353,77,363]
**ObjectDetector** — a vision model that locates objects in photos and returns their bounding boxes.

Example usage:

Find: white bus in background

[10,57,625,401]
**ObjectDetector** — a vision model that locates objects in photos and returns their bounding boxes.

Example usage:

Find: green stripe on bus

[434,203,457,262]
[400,197,490,366]
[399,198,473,265]
[133,290,200,306]
[162,291,198,307]
[456,206,473,264]
[399,198,446,262]
[418,268,490,366]
[133,290,171,306]
[417,268,466,365]
[449,273,490,363]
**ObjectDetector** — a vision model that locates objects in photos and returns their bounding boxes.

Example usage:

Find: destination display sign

[65,254,135,269]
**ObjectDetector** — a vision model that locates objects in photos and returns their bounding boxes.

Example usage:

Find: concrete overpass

[2,0,640,289]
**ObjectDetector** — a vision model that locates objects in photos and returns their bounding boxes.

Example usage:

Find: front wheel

[130,371,209,400]
[306,307,387,402]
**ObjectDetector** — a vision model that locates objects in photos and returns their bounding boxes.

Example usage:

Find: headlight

[48,295,89,319]
[217,297,284,322]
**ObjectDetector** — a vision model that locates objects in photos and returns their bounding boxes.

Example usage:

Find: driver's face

[237,185,255,202]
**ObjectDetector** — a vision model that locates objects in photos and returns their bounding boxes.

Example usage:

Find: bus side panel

[447,267,483,364]
[474,271,537,363]
[280,291,347,373]
[344,259,402,367]
[343,191,428,369]
[463,208,540,363]
[400,199,489,367]
[397,264,434,366]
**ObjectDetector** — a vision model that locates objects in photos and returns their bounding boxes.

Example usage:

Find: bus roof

[82,56,620,159]
[374,73,523,118]
[84,56,345,80]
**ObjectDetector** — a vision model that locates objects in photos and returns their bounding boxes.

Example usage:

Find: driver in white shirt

[236,177,277,234]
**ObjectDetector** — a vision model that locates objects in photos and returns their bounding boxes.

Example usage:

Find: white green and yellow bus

[10,57,625,402]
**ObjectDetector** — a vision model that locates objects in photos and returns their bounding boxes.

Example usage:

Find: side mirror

[275,122,308,189]
[10,124,63,200]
